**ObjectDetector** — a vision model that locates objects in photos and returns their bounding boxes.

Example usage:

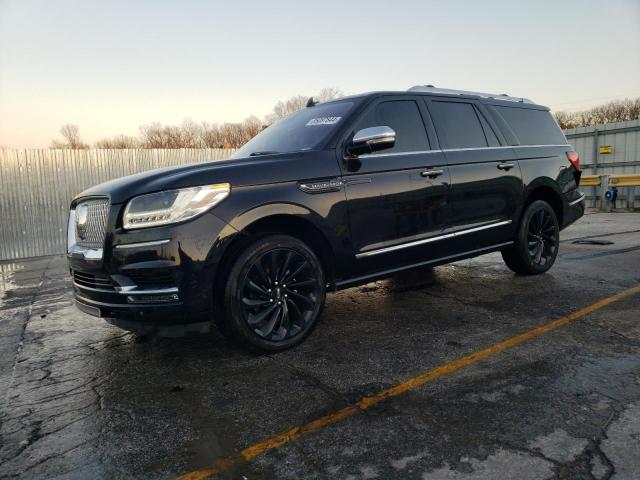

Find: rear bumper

[561,190,585,229]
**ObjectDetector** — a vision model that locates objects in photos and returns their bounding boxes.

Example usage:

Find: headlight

[123,183,230,229]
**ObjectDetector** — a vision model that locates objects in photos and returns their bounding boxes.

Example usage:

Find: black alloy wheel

[502,200,560,275]
[222,235,325,352]
[526,207,558,268]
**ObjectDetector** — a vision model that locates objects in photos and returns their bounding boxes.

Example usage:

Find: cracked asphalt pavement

[1,212,640,479]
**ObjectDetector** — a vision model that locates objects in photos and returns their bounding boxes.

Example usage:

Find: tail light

[566,151,580,171]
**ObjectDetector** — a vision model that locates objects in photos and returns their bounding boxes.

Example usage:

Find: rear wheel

[502,200,560,275]
[221,235,326,352]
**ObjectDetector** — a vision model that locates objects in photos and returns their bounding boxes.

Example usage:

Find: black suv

[68,85,585,352]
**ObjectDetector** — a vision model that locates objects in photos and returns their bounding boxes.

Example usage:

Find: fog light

[127,293,179,304]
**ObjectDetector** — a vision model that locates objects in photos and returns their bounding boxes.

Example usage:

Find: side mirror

[347,126,396,157]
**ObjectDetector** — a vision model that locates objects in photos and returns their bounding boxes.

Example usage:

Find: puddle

[572,239,615,245]
[0,262,23,293]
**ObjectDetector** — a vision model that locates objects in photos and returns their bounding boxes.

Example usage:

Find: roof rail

[407,85,534,104]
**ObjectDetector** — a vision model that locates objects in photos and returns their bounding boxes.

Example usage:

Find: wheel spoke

[286,297,303,324]
[534,244,543,263]
[282,260,308,285]
[242,297,272,307]
[270,250,279,282]
[286,278,316,289]
[258,305,281,337]
[287,289,314,307]
[252,259,271,289]
[248,303,278,326]
[247,280,269,297]
[280,251,294,281]
[280,298,291,331]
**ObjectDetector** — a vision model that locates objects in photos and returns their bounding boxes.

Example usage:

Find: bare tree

[139,122,168,148]
[95,135,139,149]
[554,97,640,129]
[50,124,89,149]
[265,87,345,124]
[56,87,346,149]
[200,122,223,148]
[316,87,344,102]
[266,95,309,124]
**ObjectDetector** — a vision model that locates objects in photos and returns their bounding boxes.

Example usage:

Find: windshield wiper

[249,151,279,156]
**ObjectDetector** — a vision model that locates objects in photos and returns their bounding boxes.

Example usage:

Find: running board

[333,241,514,291]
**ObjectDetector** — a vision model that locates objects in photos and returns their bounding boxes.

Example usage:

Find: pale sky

[1,0,639,148]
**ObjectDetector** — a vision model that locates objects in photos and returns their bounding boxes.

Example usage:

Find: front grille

[75,198,109,248]
[73,270,115,291]
[127,270,175,288]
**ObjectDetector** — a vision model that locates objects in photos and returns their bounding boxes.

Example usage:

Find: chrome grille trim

[75,199,109,248]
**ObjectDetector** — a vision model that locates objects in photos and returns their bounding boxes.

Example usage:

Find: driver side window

[356,100,430,154]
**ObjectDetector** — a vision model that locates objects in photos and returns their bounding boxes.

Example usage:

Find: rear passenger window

[429,101,493,149]
[477,110,500,147]
[356,100,429,154]
[494,106,566,146]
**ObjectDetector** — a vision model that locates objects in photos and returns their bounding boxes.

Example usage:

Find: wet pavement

[1,212,640,480]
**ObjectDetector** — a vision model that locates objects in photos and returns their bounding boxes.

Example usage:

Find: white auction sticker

[306,117,341,126]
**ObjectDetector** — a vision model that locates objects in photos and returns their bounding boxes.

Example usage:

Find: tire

[502,200,560,275]
[220,234,326,353]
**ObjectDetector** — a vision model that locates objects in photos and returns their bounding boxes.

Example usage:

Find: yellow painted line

[178,284,640,480]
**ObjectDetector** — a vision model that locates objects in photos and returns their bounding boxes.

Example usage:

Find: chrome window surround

[356,220,512,258]
[361,144,570,159]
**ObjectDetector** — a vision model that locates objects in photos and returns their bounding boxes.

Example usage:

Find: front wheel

[221,235,326,353]
[502,200,560,275]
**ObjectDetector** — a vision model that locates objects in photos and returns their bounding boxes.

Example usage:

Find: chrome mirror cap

[349,126,396,156]
[353,126,396,145]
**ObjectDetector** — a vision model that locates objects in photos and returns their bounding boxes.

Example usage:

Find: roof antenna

[306,97,318,107]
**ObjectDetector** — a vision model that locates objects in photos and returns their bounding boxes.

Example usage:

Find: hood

[74,150,338,204]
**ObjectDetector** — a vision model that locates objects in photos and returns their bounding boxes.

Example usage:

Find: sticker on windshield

[306,116,341,126]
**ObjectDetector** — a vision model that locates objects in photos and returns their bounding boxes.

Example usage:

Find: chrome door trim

[442,144,568,153]
[114,239,171,249]
[361,149,437,159]
[568,192,585,206]
[356,220,512,258]
[339,241,514,288]
[358,144,569,159]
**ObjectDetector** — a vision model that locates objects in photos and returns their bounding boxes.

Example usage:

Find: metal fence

[564,119,640,208]
[0,148,235,261]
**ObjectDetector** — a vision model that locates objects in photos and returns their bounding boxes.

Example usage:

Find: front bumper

[68,203,239,334]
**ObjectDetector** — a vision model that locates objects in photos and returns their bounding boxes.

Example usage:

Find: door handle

[497,163,515,171]
[421,169,444,179]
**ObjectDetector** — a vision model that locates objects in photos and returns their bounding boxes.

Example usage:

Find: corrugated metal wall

[564,119,640,207]
[0,149,234,261]
[564,119,640,174]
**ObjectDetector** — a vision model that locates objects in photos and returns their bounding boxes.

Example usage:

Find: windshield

[233,101,354,158]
